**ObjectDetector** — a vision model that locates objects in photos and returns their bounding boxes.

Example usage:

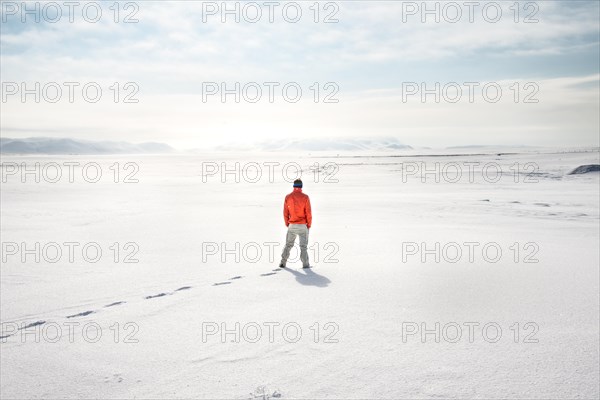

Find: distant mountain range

[214,137,413,152]
[1,136,414,154]
[9,137,574,154]
[1,137,175,155]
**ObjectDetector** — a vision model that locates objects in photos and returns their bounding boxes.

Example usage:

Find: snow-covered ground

[1,149,598,399]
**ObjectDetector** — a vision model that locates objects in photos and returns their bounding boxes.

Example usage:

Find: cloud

[1,1,598,147]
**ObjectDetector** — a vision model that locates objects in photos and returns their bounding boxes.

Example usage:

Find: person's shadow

[283,267,331,287]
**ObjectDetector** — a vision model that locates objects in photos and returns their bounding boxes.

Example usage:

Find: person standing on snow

[280,179,312,269]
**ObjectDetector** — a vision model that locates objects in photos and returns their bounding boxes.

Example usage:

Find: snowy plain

[1,148,599,399]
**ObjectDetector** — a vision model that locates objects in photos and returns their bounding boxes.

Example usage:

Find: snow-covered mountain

[0,137,175,155]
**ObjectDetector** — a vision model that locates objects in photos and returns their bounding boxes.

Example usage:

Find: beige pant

[281,224,309,267]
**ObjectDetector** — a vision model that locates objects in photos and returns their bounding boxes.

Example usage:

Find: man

[280,179,312,269]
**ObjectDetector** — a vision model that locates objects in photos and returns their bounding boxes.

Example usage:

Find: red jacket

[283,188,312,228]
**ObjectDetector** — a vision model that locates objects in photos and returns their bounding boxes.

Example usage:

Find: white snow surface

[1,149,599,399]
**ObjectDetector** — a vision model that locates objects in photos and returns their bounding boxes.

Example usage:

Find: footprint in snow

[104,373,124,383]
[20,320,46,329]
[105,301,126,308]
[229,276,243,280]
[260,272,277,277]
[249,385,282,399]
[175,286,192,291]
[145,293,168,299]
[1,320,47,339]
[213,281,232,286]
[66,311,94,318]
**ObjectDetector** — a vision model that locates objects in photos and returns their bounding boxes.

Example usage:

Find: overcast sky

[1,0,599,149]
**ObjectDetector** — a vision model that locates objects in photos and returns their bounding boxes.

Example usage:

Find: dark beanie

[293,179,303,188]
